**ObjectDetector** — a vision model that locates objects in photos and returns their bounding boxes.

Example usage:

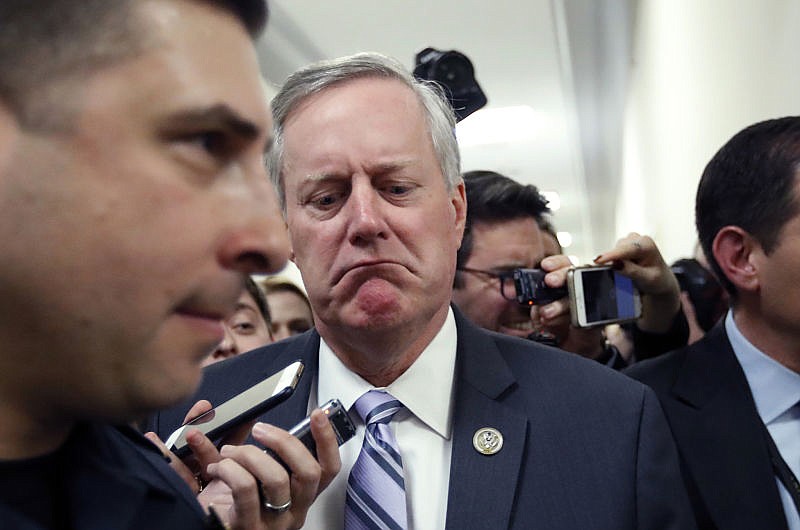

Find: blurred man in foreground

[0,1,339,528]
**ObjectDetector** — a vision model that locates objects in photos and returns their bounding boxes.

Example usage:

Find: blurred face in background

[265,288,314,341]
[204,289,273,366]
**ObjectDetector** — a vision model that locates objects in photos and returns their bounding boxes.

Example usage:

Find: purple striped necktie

[344,390,407,530]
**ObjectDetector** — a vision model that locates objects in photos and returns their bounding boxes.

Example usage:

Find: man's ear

[452,180,467,246]
[712,226,760,293]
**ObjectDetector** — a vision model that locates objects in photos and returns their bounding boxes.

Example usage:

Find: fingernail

[186,429,202,446]
[252,422,269,438]
[206,463,217,474]
[594,255,603,263]
[219,445,233,457]
[312,411,327,427]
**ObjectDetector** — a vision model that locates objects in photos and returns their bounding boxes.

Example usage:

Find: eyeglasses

[457,267,518,301]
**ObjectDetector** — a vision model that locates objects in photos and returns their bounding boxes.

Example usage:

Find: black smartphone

[165,360,304,458]
[288,398,356,458]
[265,398,356,472]
[513,268,568,306]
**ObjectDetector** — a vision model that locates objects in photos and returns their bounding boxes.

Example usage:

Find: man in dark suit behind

[627,117,800,530]
[152,51,696,529]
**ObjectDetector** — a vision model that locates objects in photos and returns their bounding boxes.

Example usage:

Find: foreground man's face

[0,0,287,421]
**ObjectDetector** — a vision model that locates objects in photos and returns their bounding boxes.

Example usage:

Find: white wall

[620,0,800,263]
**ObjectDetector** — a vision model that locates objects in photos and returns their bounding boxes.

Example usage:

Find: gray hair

[267,52,461,213]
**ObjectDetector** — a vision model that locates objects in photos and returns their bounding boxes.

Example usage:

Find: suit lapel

[445,312,527,530]
[668,325,788,530]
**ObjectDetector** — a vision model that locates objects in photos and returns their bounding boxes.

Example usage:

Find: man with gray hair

[153,51,696,529]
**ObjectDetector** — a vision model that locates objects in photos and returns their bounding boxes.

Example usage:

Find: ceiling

[257,0,636,262]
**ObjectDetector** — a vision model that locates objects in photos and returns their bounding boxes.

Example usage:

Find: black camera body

[671,259,727,331]
[413,47,487,122]
[513,268,567,306]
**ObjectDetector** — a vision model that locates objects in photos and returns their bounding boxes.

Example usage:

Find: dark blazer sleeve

[635,386,697,528]
[632,307,690,361]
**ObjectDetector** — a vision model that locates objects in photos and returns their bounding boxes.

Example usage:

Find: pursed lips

[332,259,405,284]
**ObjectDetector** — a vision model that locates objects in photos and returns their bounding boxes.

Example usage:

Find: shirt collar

[317,307,457,439]
[726,310,800,424]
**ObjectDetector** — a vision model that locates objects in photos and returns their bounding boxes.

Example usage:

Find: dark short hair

[537,216,562,255]
[244,276,271,324]
[0,0,268,129]
[696,116,800,298]
[454,170,550,287]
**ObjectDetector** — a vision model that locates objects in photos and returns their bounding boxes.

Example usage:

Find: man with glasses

[453,170,687,366]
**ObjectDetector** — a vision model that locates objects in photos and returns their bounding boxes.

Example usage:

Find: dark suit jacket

[0,423,207,530]
[150,308,695,529]
[626,322,788,530]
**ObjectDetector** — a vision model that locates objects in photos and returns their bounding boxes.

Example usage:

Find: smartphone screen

[568,266,641,327]
[165,360,304,458]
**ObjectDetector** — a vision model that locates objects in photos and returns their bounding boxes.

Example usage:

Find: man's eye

[289,321,312,334]
[307,191,345,209]
[316,195,337,206]
[383,182,415,195]
[232,322,255,334]
[193,131,228,155]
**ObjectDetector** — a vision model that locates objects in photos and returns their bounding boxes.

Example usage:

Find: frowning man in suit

[627,117,800,529]
[152,51,696,529]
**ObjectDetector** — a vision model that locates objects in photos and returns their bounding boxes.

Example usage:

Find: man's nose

[345,177,388,244]
[218,177,290,275]
[213,325,238,358]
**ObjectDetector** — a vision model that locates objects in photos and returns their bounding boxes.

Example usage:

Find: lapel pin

[472,427,503,455]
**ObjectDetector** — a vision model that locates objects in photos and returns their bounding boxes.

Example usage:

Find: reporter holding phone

[452,171,688,367]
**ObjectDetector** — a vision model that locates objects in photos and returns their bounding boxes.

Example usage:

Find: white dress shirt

[302,307,457,530]
[727,311,800,529]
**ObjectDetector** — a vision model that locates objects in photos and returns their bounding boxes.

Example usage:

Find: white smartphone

[165,360,304,458]
[567,265,642,328]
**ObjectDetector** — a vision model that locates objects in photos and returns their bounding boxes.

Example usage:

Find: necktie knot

[353,389,403,426]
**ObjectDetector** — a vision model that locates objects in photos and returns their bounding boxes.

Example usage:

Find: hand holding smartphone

[164,360,304,458]
[289,399,356,457]
[263,398,356,473]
